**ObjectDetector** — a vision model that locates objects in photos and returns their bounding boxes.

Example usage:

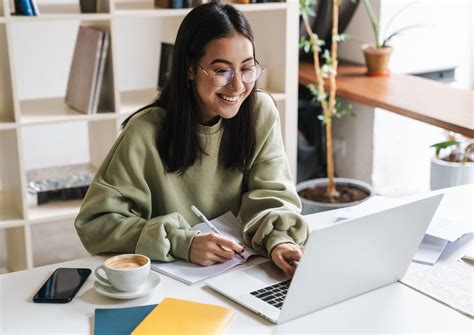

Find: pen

[461,254,474,266]
[191,205,245,260]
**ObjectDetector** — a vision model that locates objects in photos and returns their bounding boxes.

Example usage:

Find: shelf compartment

[21,119,118,220]
[19,97,117,125]
[8,0,111,20]
[0,129,24,221]
[10,19,117,123]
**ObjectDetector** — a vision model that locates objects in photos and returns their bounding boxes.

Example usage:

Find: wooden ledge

[299,61,474,138]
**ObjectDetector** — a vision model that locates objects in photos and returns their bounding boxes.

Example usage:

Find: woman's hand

[271,243,304,276]
[189,233,244,266]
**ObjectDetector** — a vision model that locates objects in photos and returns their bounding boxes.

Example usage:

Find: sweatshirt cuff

[170,228,199,262]
[264,229,297,258]
[135,212,198,262]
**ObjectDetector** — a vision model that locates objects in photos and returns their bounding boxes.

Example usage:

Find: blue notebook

[94,304,157,335]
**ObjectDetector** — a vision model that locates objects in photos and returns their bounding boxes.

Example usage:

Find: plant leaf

[382,24,426,47]
[430,140,459,158]
[382,1,419,40]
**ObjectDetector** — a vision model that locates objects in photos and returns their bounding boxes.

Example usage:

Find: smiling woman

[74,2,308,276]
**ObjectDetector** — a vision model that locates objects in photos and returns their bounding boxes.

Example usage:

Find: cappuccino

[95,254,151,292]
[108,257,146,270]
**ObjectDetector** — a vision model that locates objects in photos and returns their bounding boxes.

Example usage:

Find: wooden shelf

[20,97,117,125]
[27,199,82,221]
[0,122,16,130]
[119,88,158,115]
[8,13,111,22]
[299,61,474,138]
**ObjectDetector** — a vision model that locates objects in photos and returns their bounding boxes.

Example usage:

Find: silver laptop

[206,194,443,324]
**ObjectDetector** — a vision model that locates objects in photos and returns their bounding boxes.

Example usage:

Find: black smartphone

[33,268,91,303]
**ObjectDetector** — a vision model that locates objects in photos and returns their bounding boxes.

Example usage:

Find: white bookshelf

[0,0,299,272]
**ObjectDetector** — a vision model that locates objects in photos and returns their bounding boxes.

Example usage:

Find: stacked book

[94,298,234,335]
[155,0,206,9]
[27,163,96,206]
[65,26,109,115]
[12,0,39,16]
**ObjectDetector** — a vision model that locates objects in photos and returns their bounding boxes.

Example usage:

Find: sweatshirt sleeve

[239,94,309,256]
[74,114,198,262]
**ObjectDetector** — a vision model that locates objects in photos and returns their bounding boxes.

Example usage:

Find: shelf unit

[0,0,298,271]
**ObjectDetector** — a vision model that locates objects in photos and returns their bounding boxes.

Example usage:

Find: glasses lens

[213,68,234,87]
[242,65,262,84]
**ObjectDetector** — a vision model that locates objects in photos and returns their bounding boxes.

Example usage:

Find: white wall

[334,0,473,196]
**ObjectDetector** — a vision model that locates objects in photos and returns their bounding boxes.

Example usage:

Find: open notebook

[151,212,258,285]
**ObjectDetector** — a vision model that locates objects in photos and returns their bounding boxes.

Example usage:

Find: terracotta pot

[361,44,393,76]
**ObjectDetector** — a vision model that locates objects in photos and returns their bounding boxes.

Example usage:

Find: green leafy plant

[361,0,423,48]
[431,133,474,164]
[299,0,354,200]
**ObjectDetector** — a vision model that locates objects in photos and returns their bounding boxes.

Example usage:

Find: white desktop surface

[1,185,473,334]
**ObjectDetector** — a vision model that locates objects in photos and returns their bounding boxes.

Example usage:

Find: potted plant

[430,133,474,190]
[360,0,422,76]
[297,0,373,214]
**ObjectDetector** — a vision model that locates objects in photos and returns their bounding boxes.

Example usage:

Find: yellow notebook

[132,298,235,334]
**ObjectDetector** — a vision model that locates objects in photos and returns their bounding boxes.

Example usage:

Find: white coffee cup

[94,254,150,292]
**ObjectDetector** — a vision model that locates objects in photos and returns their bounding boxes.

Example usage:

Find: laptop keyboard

[249,280,291,309]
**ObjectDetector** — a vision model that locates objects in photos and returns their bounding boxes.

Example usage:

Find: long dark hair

[122,2,257,174]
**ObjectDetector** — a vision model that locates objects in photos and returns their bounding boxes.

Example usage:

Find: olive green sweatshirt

[75,92,308,262]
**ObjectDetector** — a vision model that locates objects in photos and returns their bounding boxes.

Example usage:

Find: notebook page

[151,211,256,285]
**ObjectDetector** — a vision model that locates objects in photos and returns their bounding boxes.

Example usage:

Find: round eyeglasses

[198,63,264,87]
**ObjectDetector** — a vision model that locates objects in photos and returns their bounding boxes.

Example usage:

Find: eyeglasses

[198,63,264,87]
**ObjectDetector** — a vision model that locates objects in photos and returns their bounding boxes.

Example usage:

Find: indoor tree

[299,0,353,202]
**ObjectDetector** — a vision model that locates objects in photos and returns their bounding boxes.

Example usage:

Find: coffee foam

[107,256,147,270]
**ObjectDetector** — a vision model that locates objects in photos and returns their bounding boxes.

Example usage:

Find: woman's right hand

[189,233,244,266]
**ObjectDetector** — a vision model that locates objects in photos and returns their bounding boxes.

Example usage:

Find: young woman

[75,2,307,276]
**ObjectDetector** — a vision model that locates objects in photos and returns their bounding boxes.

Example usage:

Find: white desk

[1,185,473,334]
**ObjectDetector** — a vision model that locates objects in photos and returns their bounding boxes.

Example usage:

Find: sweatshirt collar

[197,118,223,135]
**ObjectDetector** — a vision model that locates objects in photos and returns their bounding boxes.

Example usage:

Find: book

[15,0,35,16]
[132,298,234,334]
[94,304,157,335]
[157,42,174,90]
[154,0,171,8]
[90,31,109,114]
[26,163,96,205]
[31,0,40,15]
[65,26,104,114]
[79,0,97,13]
[151,211,258,285]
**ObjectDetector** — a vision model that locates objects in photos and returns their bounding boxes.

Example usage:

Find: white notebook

[151,212,257,285]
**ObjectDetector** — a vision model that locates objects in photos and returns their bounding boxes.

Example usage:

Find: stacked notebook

[94,298,234,335]
[65,26,109,114]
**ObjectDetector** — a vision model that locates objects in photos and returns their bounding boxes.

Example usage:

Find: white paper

[401,260,474,319]
[151,212,257,285]
[413,235,449,265]
[426,216,473,242]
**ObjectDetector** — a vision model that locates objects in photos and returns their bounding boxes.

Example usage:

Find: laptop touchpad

[244,261,289,283]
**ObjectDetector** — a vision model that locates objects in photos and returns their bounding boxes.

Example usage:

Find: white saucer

[93,271,161,300]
